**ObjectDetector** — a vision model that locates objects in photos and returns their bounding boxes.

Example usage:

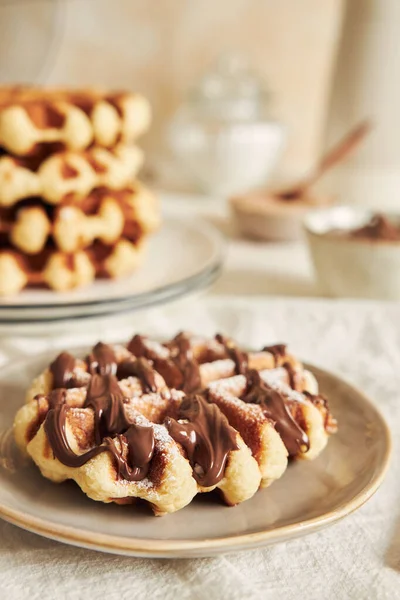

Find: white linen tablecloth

[0,296,399,600]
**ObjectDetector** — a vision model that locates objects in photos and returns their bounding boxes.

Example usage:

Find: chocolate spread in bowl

[330,213,400,242]
[350,214,400,240]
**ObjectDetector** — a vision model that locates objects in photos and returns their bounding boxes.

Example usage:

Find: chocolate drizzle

[151,357,182,390]
[84,374,130,445]
[44,373,155,481]
[28,389,68,442]
[44,405,154,481]
[135,332,202,394]
[303,391,338,434]
[127,334,157,360]
[283,362,303,392]
[242,370,309,456]
[263,344,287,366]
[128,332,205,393]
[125,423,155,473]
[166,333,201,393]
[87,342,117,376]
[165,395,238,487]
[45,403,97,467]
[216,334,248,374]
[116,357,157,393]
[48,388,67,408]
[50,352,78,389]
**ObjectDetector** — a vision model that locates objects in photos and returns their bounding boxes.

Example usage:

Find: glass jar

[167,54,286,197]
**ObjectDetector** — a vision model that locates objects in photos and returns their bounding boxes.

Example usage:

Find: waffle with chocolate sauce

[14,333,337,515]
[0,86,159,295]
[0,86,151,156]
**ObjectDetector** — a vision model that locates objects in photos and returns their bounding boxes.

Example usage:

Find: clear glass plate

[0,216,224,321]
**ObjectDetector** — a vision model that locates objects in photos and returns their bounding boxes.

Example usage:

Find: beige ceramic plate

[0,351,391,558]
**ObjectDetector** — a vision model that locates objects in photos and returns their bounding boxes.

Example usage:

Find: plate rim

[0,263,222,326]
[0,362,392,557]
[0,215,224,311]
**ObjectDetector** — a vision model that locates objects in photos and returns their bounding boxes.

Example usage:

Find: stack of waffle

[0,86,160,296]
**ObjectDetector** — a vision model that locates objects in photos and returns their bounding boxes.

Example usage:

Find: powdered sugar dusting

[260,367,288,383]
[260,370,308,404]
[200,359,235,381]
[208,374,246,396]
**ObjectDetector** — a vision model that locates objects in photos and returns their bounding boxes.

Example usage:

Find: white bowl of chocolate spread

[304,206,400,299]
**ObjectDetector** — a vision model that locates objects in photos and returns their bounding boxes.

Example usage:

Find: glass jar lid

[187,54,271,121]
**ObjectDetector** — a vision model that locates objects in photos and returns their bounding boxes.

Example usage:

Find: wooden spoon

[277,119,372,201]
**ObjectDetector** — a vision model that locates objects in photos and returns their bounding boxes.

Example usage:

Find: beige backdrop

[0,0,344,184]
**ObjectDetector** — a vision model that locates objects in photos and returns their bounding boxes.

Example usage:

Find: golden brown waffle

[14,333,337,515]
[0,144,143,206]
[0,86,151,156]
[0,237,147,295]
[0,183,159,255]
